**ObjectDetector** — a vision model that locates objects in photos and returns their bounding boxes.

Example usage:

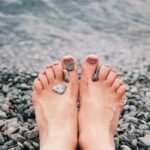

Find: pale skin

[32,55,126,150]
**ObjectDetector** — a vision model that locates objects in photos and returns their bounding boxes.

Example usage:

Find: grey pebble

[120,145,132,150]
[66,62,74,71]
[0,133,5,145]
[0,120,5,129]
[2,85,9,94]
[0,110,7,119]
[52,84,67,94]
[24,141,35,150]
[10,134,26,143]
[18,83,30,90]
[139,135,150,146]
[25,128,39,140]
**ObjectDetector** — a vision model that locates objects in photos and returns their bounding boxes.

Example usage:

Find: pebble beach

[0,0,150,149]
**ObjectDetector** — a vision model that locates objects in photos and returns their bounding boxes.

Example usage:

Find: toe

[106,70,117,86]
[61,55,78,82]
[81,55,99,81]
[52,62,63,81]
[45,66,55,83]
[116,84,126,98]
[33,78,43,92]
[99,64,111,80]
[112,77,123,91]
[38,74,49,89]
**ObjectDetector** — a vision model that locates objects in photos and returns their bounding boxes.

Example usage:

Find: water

[0,0,150,70]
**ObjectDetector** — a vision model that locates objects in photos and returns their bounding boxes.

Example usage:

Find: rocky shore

[0,64,149,150]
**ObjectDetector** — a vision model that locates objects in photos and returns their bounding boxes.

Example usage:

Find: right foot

[32,56,78,150]
[79,55,126,150]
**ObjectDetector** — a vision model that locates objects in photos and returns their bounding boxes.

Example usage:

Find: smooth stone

[5,140,15,147]
[120,145,132,150]
[25,128,39,140]
[18,83,29,90]
[5,127,19,135]
[0,120,5,129]
[17,142,25,149]
[2,85,9,94]
[32,141,39,149]
[139,135,150,146]
[126,117,138,124]
[131,139,138,148]
[63,69,70,82]
[10,134,26,143]
[1,104,9,113]
[0,110,7,119]
[0,133,5,145]
[66,62,74,71]
[93,66,100,81]
[24,141,35,150]
[52,84,67,94]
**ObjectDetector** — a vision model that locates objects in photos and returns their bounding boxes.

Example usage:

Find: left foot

[32,56,78,150]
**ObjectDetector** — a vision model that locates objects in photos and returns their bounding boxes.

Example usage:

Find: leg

[79,55,126,150]
[32,56,79,150]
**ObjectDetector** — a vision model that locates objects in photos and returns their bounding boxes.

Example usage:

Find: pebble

[0,110,7,119]
[52,84,67,94]
[10,134,26,143]
[0,133,5,145]
[120,145,132,150]
[139,135,150,147]
[17,83,30,90]
[0,120,5,129]
[2,85,9,94]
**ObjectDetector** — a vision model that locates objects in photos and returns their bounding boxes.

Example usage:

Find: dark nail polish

[87,58,97,64]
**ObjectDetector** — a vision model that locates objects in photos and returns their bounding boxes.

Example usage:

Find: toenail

[87,58,97,64]
[64,58,74,64]
[66,61,74,71]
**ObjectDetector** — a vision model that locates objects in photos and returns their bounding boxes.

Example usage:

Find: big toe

[81,55,99,81]
[61,55,78,82]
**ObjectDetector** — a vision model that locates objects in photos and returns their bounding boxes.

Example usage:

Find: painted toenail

[66,61,74,71]
[87,58,97,64]
[52,84,67,94]
[93,66,100,81]
[63,69,70,82]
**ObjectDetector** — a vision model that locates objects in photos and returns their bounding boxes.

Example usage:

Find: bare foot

[32,56,78,150]
[79,55,126,150]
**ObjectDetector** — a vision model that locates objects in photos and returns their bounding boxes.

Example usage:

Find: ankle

[79,131,115,150]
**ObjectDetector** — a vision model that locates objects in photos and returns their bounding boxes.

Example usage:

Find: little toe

[116,84,126,98]
[61,55,78,82]
[38,74,49,89]
[52,62,63,81]
[106,70,117,86]
[112,78,123,91]
[33,78,43,93]
[81,55,99,81]
[45,67,55,84]
[99,64,111,81]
